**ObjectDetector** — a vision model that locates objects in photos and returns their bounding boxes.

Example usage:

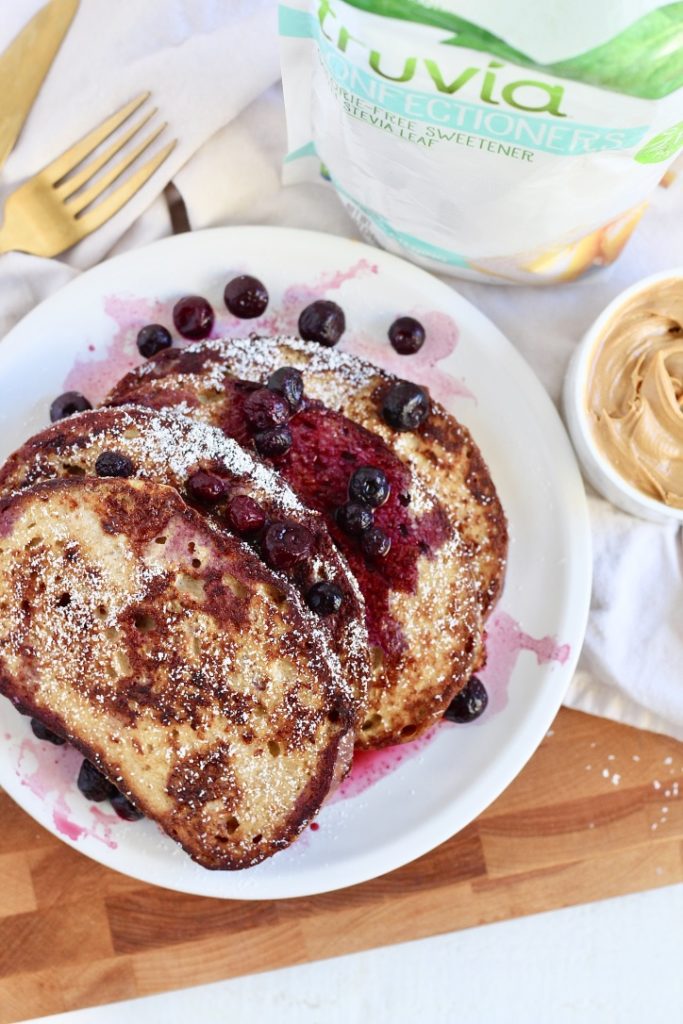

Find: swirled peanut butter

[587,278,683,508]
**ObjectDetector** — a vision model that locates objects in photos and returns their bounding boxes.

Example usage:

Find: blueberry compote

[215,381,449,660]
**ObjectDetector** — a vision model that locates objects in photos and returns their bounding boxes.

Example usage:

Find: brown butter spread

[587,278,683,508]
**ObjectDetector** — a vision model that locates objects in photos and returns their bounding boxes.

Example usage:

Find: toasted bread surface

[0,477,352,868]
[0,405,369,724]
[106,346,484,748]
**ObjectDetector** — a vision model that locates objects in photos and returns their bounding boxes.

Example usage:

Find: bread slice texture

[106,346,483,748]
[0,477,352,869]
[0,405,370,726]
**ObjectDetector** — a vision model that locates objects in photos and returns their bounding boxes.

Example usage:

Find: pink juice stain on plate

[480,610,571,716]
[63,295,169,403]
[344,309,475,406]
[16,737,118,849]
[330,612,570,804]
[250,258,379,337]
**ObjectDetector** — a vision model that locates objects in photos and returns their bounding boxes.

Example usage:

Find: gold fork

[0,93,176,257]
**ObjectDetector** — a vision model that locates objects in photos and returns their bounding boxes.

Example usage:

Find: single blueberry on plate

[49,392,92,423]
[388,316,426,355]
[30,719,65,745]
[110,791,144,821]
[172,295,214,340]
[77,760,117,802]
[224,275,269,319]
[298,300,345,347]
[444,676,488,723]
[136,323,172,358]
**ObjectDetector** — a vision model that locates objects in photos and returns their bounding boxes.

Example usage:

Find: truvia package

[279,1,683,283]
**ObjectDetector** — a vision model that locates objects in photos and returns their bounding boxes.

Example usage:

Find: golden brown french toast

[0,405,369,724]
[106,344,484,748]
[0,477,353,868]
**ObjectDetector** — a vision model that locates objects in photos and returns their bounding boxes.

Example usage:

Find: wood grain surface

[2,706,682,1022]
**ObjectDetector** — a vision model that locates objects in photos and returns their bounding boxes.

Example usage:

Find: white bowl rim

[569,266,683,522]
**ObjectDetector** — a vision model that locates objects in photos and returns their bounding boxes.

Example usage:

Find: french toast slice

[0,477,353,869]
[106,347,483,748]
[108,336,507,619]
[0,405,369,724]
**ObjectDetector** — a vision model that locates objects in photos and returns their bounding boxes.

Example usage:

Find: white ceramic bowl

[563,268,683,525]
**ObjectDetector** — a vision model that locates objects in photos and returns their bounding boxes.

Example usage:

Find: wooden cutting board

[2,706,682,1022]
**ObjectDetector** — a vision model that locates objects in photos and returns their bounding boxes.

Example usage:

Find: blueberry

[186,470,227,504]
[226,495,266,536]
[224,275,269,319]
[336,502,373,537]
[388,316,425,355]
[444,676,488,723]
[361,526,391,558]
[298,300,345,347]
[263,521,313,570]
[49,392,92,423]
[254,425,293,458]
[267,366,304,412]
[30,718,65,745]
[95,451,134,478]
[307,581,344,616]
[110,791,144,821]
[381,381,429,431]
[172,295,214,340]
[348,466,390,508]
[77,760,117,802]
[244,388,290,432]
[136,324,172,358]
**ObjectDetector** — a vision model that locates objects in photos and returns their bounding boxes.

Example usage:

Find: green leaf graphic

[634,121,683,163]
[340,0,683,99]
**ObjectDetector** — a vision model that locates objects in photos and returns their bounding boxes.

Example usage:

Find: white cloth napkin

[1,4,683,740]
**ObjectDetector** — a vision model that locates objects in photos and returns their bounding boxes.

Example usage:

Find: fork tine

[56,108,157,201]
[67,123,167,216]
[45,93,150,185]
[75,139,177,233]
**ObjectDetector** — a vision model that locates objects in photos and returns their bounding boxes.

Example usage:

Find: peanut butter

[586,278,683,508]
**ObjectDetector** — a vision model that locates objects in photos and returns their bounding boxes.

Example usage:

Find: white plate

[0,227,591,899]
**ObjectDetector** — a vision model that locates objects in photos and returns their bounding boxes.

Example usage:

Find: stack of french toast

[0,307,507,870]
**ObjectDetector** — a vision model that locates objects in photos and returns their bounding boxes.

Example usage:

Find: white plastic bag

[280,0,683,283]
